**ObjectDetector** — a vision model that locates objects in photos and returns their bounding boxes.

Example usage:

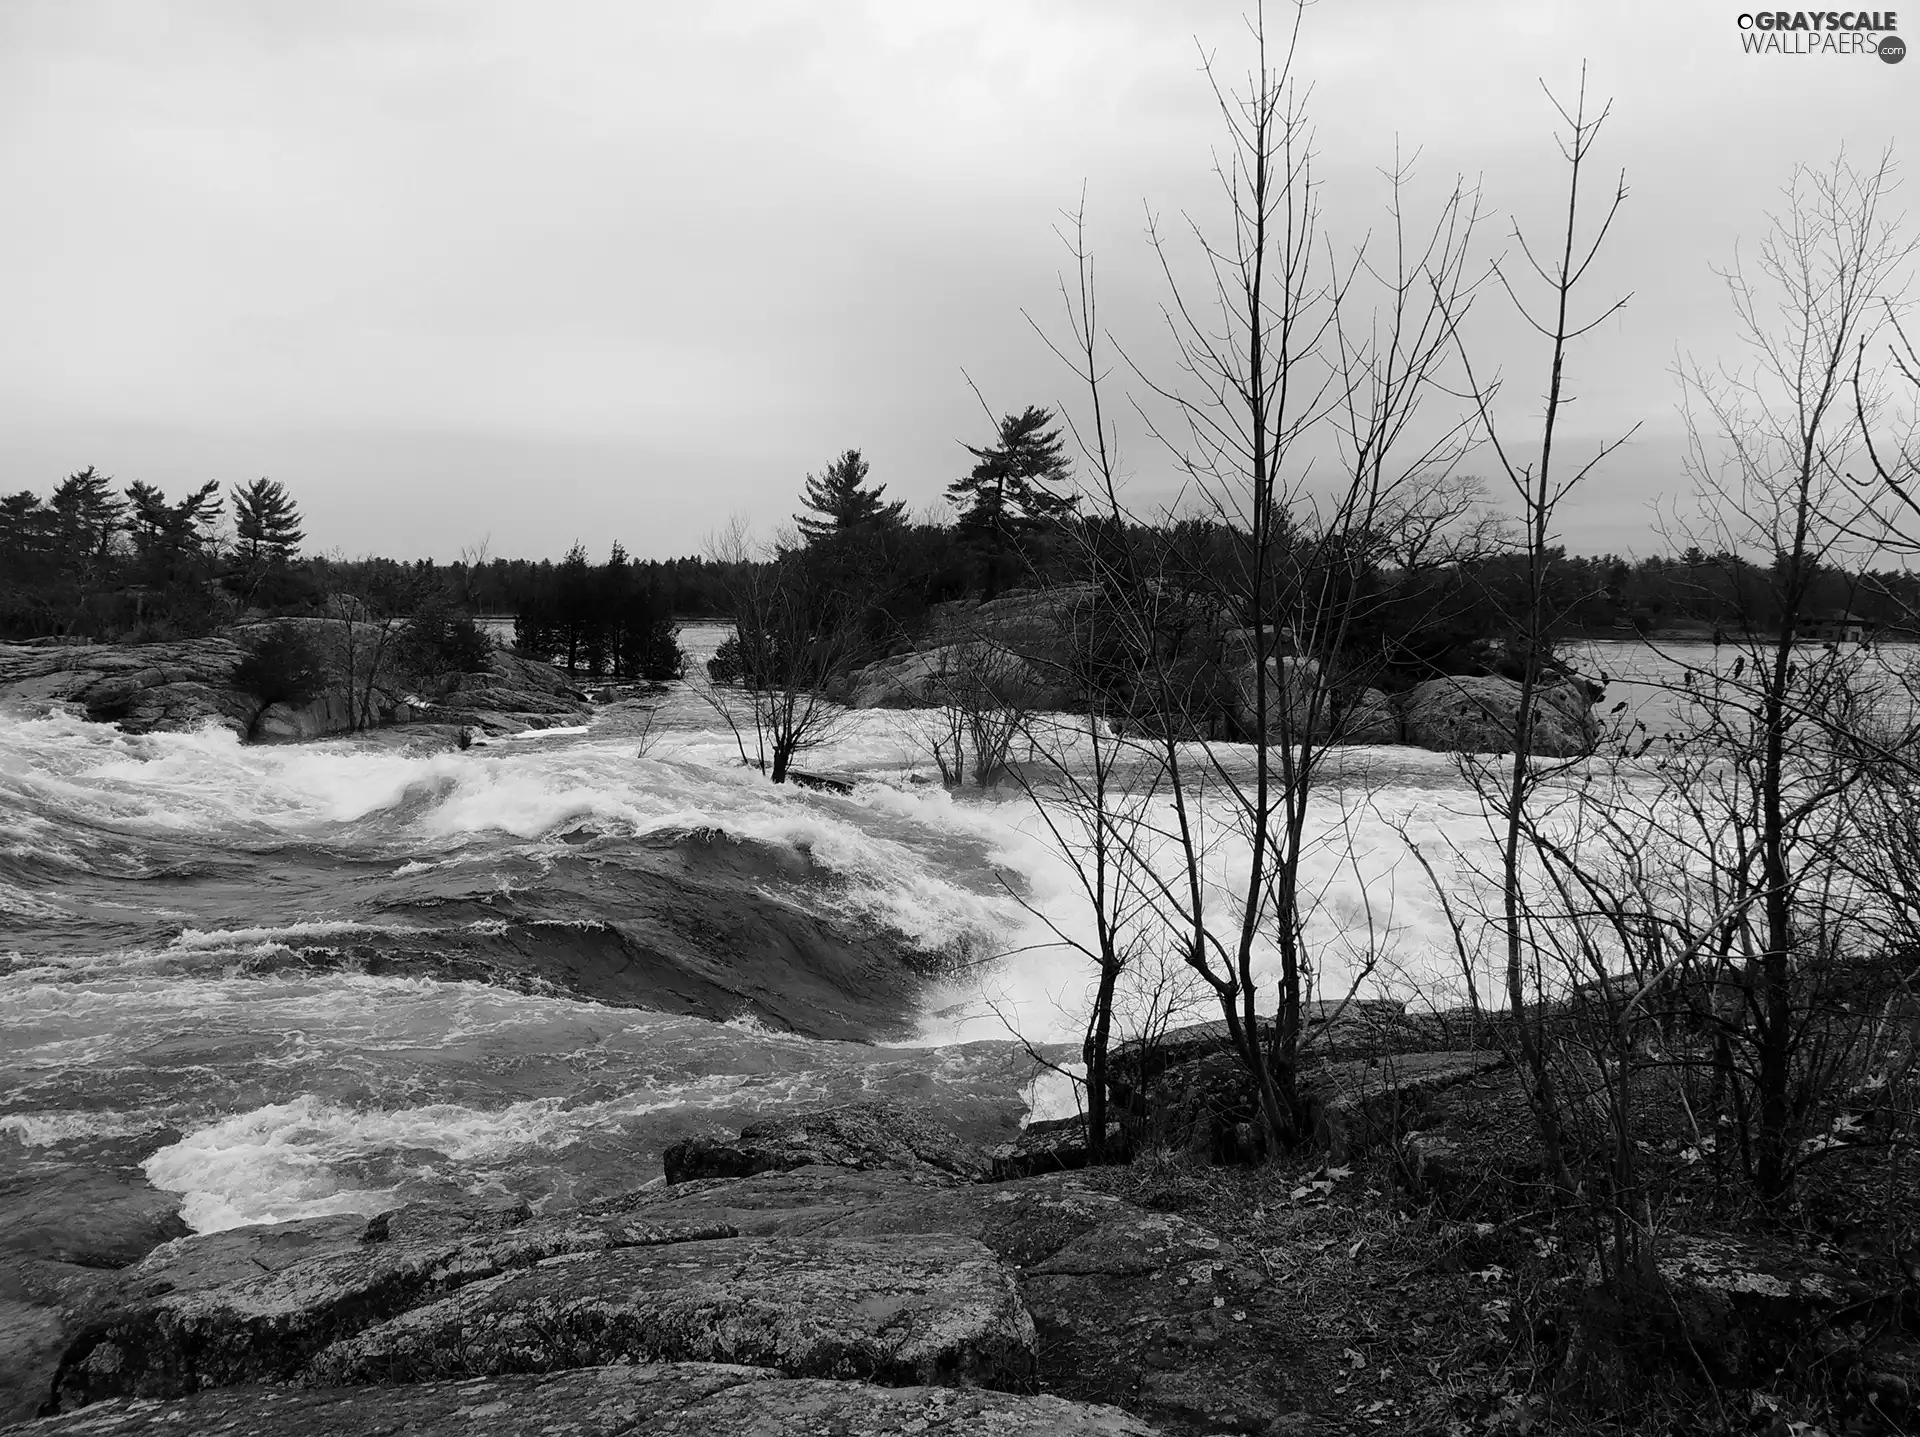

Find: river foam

[3,690,1514,1233]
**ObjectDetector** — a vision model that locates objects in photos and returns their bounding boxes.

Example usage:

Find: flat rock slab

[308,1233,1035,1390]
[0,1363,1160,1436]
[663,1099,991,1184]
[622,1166,1150,1269]
[50,1208,735,1410]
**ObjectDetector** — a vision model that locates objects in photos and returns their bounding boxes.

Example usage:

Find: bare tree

[1663,152,1914,1200]
[1022,1,1483,1154]
[697,517,858,785]
[1429,69,1634,1195]
[916,639,1036,789]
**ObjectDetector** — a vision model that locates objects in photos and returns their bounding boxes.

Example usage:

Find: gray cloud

[1,0,1907,559]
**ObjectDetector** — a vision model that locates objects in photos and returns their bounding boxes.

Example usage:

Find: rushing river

[6,628,1895,1237]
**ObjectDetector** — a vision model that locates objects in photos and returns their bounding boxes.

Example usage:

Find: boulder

[1393,1132,1474,1214]
[1568,1234,1870,1387]
[250,689,356,742]
[989,1116,1130,1181]
[664,1100,991,1185]
[1305,1050,1513,1161]
[1227,657,1398,746]
[1105,1013,1507,1165]
[844,645,1066,712]
[306,1233,1035,1390]
[1403,674,1597,757]
[0,1258,125,1426]
[3,1364,1161,1436]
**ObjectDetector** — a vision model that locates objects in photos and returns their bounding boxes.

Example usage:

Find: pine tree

[124,480,223,585]
[232,478,305,568]
[794,449,906,542]
[47,466,127,575]
[945,406,1076,536]
[945,406,1076,595]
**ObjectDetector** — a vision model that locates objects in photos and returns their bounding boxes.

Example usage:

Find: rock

[989,1115,1130,1181]
[0,1258,125,1425]
[616,1164,1277,1423]
[1305,1050,1512,1161]
[616,1166,1135,1268]
[1105,1020,1506,1165]
[0,641,254,736]
[1227,657,1398,746]
[1649,1234,1867,1380]
[306,1233,1036,1390]
[1108,1002,1409,1097]
[47,1204,735,1409]
[1570,1234,1869,1386]
[1,1364,1162,1435]
[664,1100,991,1184]
[1025,1213,1225,1279]
[844,645,1066,712]
[0,1170,188,1271]
[1402,674,1597,757]
[842,586,1100,713]
[0,627,590,743]
[1393,1132,1474,1214]
[249,690,356,742]
[1127,1049,1267,1161]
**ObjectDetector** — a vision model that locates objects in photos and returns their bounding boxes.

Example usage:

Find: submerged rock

[1,1364,1161,1435]
[664,1099,992,1184]
[308,1233,1036,1390]
[0,1170,188,1273]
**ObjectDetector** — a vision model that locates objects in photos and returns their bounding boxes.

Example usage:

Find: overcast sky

[1,1,1910,562]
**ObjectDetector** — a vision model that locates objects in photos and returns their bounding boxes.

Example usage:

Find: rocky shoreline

[3,1010,1914,1436]
[0,624,590,743]
[837,587,1603,756]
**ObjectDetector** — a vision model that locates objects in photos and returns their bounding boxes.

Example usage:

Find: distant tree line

[2,470,307,639]
[10,430,1916,671]
[510,543,683,680]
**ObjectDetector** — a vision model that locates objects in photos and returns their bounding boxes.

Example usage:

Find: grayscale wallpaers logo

[1736,10,1904,58]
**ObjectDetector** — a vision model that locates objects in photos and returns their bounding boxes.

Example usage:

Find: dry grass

[1080,1138,1909,1436]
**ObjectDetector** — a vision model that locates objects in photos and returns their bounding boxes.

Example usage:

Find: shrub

[399,612,495,676]
[233,623,329,709]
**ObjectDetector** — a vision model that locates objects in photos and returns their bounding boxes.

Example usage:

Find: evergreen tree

[946,406,1076,594]
[794,449,906,542]
[124,480,222,581]
[48,467,127,576]
[232,478,305,568]
[0,492,50,564]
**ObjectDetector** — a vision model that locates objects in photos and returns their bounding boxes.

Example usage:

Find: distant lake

[1566,637,1917,740]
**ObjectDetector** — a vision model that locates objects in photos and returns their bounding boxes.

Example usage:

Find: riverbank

[5,1078,1910,1436]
